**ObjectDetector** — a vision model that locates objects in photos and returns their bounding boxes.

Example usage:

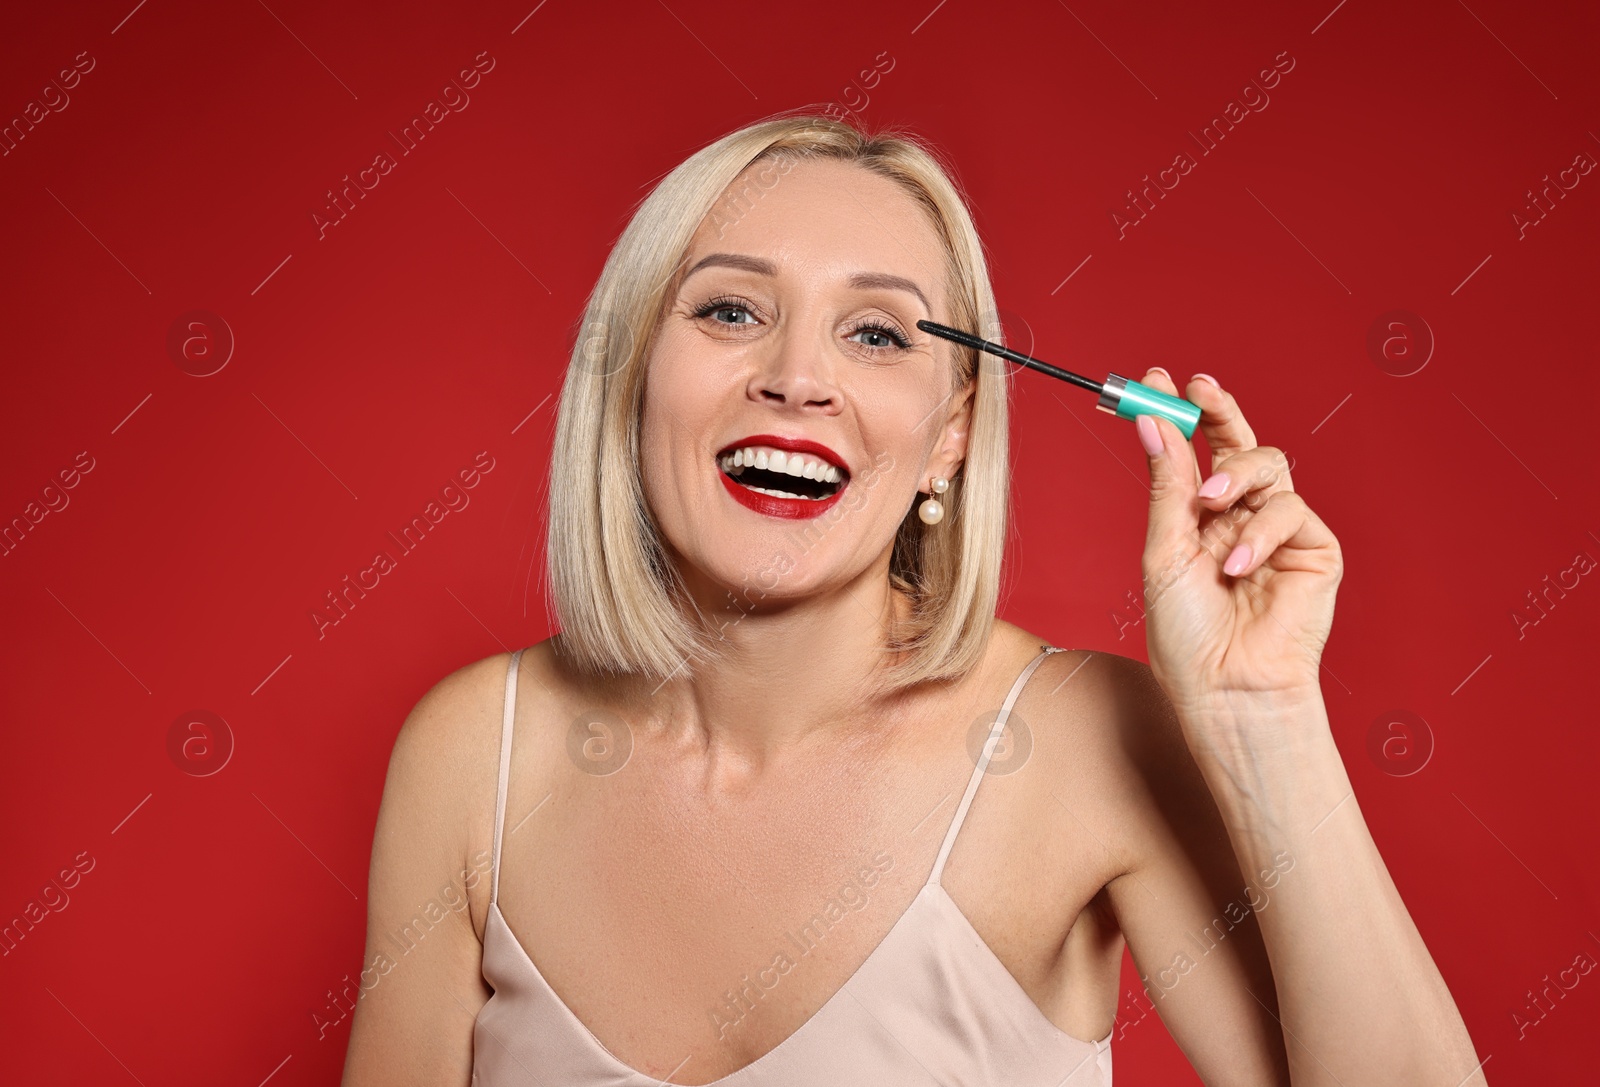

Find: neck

[650,550,920,783]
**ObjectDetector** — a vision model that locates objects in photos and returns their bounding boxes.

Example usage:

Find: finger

[1218,490,1340,579]
[1135,401,1202,557]
[1185,374,1258,470]
[1196,445,1296,509]
[1140,367,1202,489]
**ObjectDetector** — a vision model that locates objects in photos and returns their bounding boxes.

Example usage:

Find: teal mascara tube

[916,320,1203,440]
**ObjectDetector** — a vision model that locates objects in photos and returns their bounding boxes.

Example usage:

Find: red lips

[717,470,846,519]
[716,433,850,521]
[715,434,849,474]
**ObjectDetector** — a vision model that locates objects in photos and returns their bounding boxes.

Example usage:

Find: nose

[747,322,841,414]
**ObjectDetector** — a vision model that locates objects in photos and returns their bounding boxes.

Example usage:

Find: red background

[3,0,1597,1083]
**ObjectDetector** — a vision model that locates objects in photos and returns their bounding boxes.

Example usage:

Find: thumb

[1136,412,1198,555]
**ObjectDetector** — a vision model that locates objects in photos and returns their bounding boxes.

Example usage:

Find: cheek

[637,397,670,464]
[637,351,722,510]
[637,401,692,515]
[638,348,697,457]
[860,379,947,463]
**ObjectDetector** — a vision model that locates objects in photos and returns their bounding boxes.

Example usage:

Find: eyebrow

[681,252,930,313]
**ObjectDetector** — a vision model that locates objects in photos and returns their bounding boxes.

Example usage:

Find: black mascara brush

[916,320,1202,440]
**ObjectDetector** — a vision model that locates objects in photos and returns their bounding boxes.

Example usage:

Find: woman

[341,113,1486,1086]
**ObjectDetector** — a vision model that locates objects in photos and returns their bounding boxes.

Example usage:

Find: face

[637,157,974,613]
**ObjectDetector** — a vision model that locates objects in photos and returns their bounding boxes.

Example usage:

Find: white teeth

[717,445,848,493]
[748,485,816,499]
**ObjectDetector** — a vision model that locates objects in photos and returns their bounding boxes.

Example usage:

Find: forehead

[682,157,948,293]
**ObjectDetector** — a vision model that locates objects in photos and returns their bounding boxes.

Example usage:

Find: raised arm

[1103,656,1484,1084]
[341,658,502,1086]
[1095,654,1289,1084]
[1110,369,1486,1085]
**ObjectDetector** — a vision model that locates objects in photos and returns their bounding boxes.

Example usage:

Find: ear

[921,377,975,491]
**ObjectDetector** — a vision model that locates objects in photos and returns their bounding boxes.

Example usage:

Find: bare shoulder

[988,620,1175,747]
[385,646,528,827]
[991,622,1195,873]
[390,638,571,775]
[382,641,567,940]
[392,648,516,762]
[343,643,554,1083]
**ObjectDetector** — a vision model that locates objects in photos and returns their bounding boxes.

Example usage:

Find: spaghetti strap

[471,638,1117,1085]
[489,648,525,907]
[926,645,1064,888]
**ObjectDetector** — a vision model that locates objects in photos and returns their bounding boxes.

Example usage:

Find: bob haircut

[545,109,1012,696]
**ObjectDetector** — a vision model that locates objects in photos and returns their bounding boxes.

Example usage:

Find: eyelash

[690,295,911,352]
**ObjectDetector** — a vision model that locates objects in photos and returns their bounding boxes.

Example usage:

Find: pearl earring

[918,476,949,525]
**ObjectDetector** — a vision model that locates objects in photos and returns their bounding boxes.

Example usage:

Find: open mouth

[716,444,849,502]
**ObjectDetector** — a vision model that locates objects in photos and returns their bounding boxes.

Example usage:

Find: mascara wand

[916,320,1203,440]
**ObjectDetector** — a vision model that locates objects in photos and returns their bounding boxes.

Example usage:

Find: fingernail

[1198,472,1230,499]
[1137,413,1164,456]
[1147,366,1172,383]
[1192,372,1223,391]
[1223,542,1252,576]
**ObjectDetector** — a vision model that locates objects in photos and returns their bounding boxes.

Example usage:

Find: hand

[1132,370,1343,717]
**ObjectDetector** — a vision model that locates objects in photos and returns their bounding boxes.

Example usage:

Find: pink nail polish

[1223,542,1252,576]
[1137,413,1163,456]
[1198,473,1230,498]
[1192,372,1223,391]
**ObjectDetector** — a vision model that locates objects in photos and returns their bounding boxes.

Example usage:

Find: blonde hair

[545,109,1011,695]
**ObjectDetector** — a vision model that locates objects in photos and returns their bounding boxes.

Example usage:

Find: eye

[692,295,759,326]
[847,319,911,352]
